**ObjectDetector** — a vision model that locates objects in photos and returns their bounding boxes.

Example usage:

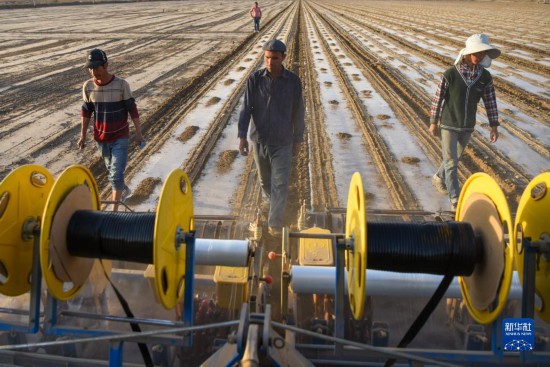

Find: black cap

[263,39,286,53]
[85,49,108,68]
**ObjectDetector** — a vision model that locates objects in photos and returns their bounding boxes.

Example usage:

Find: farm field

[0,0,549,364]
[1,0,548,217]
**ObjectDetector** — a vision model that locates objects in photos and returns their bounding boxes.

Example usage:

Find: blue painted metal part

[108,341,124,367]
[182,231,196,348]
[334,236,345,356]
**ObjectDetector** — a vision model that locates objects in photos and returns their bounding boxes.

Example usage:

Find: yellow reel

[154,168,194,309]
[456,173,513,325]
[40,165,100,300]
[514,172,550,323]
[345,172,367,320]
[0,165,54,296]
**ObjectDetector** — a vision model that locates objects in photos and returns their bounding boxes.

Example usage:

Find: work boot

[121,186,132,202]
[450,198,458,211]
[432,175,447,194]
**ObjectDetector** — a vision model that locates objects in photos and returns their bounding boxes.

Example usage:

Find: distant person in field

[238,39,305,238]
[77,48,144,211]
[249,1,262,32]
[429,34,501,211]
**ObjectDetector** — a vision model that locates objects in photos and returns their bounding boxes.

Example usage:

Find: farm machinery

[0,164,549,366]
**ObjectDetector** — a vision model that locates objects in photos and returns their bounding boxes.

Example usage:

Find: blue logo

[502,318,534,351]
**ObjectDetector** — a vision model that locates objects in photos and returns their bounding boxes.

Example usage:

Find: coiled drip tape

[367,221,482,276]
[67,210,156,264]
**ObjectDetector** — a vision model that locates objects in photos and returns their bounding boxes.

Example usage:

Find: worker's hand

[136,132,144,147]
[428,123,439,137]
[489,126,499,143]
[239,138,249,156]
[77,136,86,149]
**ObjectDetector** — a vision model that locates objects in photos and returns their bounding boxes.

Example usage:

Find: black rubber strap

[100,260,154,367]
[383,272,454,367]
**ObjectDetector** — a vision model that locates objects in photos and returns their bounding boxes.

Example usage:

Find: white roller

[290,266,522,299]
[194,239,249,267]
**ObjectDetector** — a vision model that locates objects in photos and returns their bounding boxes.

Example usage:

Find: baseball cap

[263,39,286,53]
[85,49,108,68]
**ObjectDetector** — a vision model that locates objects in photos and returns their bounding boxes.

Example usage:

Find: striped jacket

[82,75,139,143]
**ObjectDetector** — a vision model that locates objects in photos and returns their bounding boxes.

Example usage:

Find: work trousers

[435,128,472,202]
[252,142,292,228]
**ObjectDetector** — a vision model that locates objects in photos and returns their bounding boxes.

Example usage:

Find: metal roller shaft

[290,266,522,299]
[194,239,249,267]
[67,210,249,267]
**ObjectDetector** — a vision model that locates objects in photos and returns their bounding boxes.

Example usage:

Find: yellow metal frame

[154,169,194,309]
[40,165,100,300]
[0,165,54,296]
[456,173,513,324]
[514,172,550,322]
[345,172,367,320]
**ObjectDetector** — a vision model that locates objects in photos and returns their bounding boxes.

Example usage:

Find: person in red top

[249,2,262,32]
[78,49,144,211]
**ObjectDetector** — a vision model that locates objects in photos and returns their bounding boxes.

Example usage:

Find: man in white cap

[238,39,305,237]
[429,34,501,210]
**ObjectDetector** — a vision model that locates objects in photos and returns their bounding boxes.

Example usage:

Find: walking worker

[249,1,262,32]
[238,39,305,237]
[429,34,501,210]
[77,48,144,211]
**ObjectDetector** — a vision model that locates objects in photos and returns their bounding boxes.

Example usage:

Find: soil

[0,0,548,364]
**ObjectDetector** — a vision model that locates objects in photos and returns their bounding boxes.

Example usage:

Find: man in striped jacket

[78,49,144,211]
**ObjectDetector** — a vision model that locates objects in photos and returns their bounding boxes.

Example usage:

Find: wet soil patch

[217,150,239,174]
[401,156,420,165]
[177,125,200,143]
[125,177,162,206]
[205,97,221,106]
[337,132,352,140]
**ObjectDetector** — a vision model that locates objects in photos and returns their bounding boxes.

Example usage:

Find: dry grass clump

[177,125,199,142]
[376,114,391,120]
[362,90,372,98]
[324,81,333,87]
[125,177,162,206]
[224,79,235,86]
[237,66,246,71]
[328,100,339,105]
[401,156,420,165]
[205,97,221,106]
[217,150,239,174]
